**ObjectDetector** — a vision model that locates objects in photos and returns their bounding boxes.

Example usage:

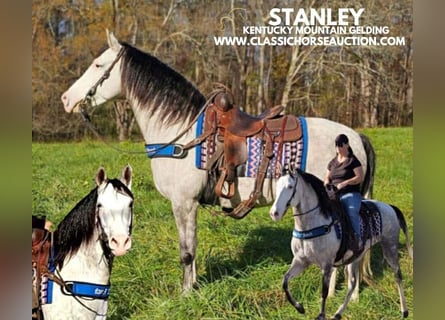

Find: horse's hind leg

[328,266,359,302]
[381,240,409,318]
[283,257,309,314]
[333,260,360,319]
[316,265,334,320]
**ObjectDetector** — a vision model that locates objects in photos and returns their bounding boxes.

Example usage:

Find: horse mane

[120,43,206,125]
[296,169,331,219]
[53,179,133,269]
[53,188,98,268]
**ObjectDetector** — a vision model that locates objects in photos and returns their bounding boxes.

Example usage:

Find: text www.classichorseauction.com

[214,7,406,46]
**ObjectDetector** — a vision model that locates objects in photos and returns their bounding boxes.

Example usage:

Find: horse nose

[109,235,132,256]
[269,209,279,221]
[61,93,69,110]
[61,92,74,113]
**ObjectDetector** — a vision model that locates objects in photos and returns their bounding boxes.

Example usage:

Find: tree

[32,0,413,141]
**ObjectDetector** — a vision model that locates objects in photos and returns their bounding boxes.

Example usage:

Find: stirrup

[224,191,261,219]
[215,170,235,199]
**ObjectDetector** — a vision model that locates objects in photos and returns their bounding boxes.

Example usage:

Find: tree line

[32,0,412,141]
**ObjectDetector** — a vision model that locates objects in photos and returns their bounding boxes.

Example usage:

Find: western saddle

[32,215,51,320]
[185,88,302,219]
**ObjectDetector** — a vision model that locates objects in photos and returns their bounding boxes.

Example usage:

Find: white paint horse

[41,166,133,320]
[269,169,412,320]
[61,30,375,292]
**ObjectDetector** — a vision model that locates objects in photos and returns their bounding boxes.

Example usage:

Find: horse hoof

[331,314,341,320]
[315,313,326,320]
[295,303,305,314]
[403,310,409,318]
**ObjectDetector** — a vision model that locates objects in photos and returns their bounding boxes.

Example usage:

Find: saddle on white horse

[186,91,303,219]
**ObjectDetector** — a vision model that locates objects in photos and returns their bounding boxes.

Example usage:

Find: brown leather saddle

[187,92,302,218]
[32,216,51,320]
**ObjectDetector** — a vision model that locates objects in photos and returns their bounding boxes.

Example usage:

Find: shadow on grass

[201,225,412,289]
[200,225,293,284]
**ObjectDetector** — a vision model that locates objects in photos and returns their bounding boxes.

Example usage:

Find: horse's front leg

[333,260,360,319]
[315,265,334,320]
[172,201,199,293]
[283,256,309,314]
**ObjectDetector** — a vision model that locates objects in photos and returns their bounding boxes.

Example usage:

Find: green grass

[32,127,413,319]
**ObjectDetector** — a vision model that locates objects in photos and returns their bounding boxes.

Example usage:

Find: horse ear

[95,167,107,186]
[120,164,132,190]
[106,29,121,51]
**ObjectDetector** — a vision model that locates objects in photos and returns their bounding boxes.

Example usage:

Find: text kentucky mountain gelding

[32,166,133,320]
[269,169,412,320]
[61,30,375,292]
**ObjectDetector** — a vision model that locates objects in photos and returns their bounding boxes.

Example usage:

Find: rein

[85,48,125,102]
[76,46,147,154]
[293,204,321,216]
[77,56,222,156]
[48,269,109,317]
[286,174,321,216]
[286,173,335,240]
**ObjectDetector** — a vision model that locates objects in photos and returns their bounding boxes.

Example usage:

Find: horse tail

[357,133,376,284]
[359,133,376,199]
[391,205,413,260]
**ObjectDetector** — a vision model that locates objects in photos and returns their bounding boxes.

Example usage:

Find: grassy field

[32,127,413,319]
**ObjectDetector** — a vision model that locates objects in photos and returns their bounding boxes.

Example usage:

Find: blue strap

[293,225,330,239]
[62,281,111,299]
[195,112,205,168]
[46,277,54,304]
[145,144,186,158]
[292,220,335,240]
[298,116,308,171]
[46,244,56,304]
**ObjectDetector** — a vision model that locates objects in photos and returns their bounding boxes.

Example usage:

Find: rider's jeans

[339,192,362,239]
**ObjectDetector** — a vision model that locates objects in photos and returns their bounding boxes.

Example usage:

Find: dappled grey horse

[61,30,376,292]
[269,169,412,319]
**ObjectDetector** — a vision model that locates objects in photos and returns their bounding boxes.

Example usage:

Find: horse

[269,169,412,319]
[34,165,134,320]
[61,30,376,292]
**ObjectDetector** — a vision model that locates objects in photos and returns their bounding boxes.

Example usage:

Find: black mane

[53,179,133,269]
[296,169,332,219]
[53,188,98,268]
[120,43,206,125]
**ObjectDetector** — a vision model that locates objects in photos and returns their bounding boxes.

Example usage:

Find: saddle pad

[335,201,383,242]
[195,112,215,170]
[245,116,308,178]
[360,200,383,240]
[195,114,308,178]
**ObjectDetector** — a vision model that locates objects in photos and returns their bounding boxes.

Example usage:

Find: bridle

[80,47,125,112]
[285,173,320,217]
[75,47,219,156]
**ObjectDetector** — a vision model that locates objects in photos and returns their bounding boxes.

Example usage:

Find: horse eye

[96,203,102,209]
[287,184,293,189]
[95,63,102,68]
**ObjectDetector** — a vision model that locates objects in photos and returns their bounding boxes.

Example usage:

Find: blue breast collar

[292,218,336,240]
[61,281,110,299]
[44,246,110,304]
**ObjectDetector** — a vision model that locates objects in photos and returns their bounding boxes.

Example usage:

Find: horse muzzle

[269,208,283,221]
[109,235,132,256]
